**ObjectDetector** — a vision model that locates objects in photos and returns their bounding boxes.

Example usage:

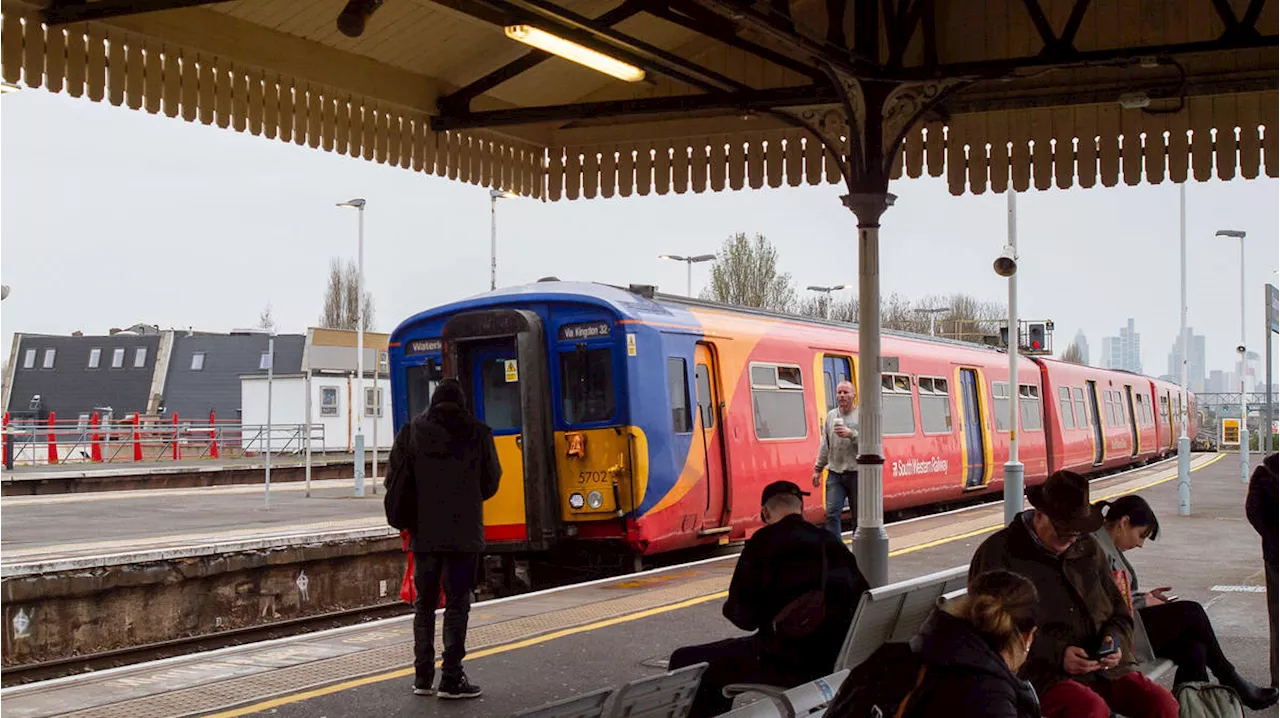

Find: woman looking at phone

[1094,495,1277,709]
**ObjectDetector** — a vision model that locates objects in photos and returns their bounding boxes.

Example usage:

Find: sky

[2,88,1278,382]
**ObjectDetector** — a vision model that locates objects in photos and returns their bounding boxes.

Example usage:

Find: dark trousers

[413,551,479,686]
[824,470,858,539]
[1139,600,1232,685]
[1268,560,1278,686]
[669,637,808,718]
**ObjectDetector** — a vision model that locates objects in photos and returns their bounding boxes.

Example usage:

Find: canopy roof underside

[2,0,1276,198]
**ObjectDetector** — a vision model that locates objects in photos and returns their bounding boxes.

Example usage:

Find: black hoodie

[1246,453,1279,565]
[390,399,501,553]
[905,610,1041,718]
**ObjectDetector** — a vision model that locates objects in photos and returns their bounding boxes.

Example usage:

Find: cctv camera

[1237,344,1246,354]
[993,246,1018,277]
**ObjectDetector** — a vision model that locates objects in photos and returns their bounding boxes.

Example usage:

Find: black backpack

[383,425,418,531]
[826,643,931,718]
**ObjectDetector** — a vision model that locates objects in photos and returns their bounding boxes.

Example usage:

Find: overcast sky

[2,89,1277,381]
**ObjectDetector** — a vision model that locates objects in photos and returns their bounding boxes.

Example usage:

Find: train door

[1123,385,1140,457]
[464,341,530,542]
[958,369,985,489]
[1086,380,1105,465]
[693,343,729,532]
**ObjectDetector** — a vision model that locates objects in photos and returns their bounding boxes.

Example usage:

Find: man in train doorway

[813,380,859,539]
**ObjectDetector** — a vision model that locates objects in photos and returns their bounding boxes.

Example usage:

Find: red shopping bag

[400,531,417,604]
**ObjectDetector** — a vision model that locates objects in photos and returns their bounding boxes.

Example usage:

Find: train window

[919,376,952,435]
[405,360,441,419]
[992,382,1011,432]
[1058,387,1075,429]
[751,363,808,439]
[668,358,692,433]
[882,372,915,436]
[560,348,616,424]
[695,364,714,429]
[822,355,853,408]
[1019,384,1042,431]
[481,358,522,432]
[1073,388,1089,427]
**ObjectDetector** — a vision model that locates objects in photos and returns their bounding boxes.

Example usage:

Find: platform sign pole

[1178,184,1191,515]
[265,334,274,510]
[1003,191,1025,526]
[304,371,312,498]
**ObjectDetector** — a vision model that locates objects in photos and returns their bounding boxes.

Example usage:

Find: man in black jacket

[1247,452,1278,686]
[386,378,501,700]
[669,481,867,717]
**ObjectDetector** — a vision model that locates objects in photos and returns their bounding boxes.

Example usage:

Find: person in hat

[970,471,1178,718]
[669,480,868,717]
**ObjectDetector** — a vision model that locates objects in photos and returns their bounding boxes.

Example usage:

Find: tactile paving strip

[49,575,731,718]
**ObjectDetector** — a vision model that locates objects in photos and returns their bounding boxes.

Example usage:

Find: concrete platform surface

[4,454,1264,718]
[2,454,363,482]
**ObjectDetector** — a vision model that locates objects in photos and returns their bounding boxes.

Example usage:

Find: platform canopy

[1,0,1276,199]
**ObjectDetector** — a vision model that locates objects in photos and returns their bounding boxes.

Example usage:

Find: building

[1072,329,1090,365]
[162,332,305,421]
[1165,328,1206,390]
[1101,319,1142,374]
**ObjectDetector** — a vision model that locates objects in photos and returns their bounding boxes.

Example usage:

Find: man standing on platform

[813,380,859,539]
[1246,452,1278,687]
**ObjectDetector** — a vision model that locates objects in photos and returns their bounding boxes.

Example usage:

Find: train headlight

[569,493,585,510]
[586,491,605,509]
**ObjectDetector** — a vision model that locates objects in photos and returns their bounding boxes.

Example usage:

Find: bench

[514,662,708,718]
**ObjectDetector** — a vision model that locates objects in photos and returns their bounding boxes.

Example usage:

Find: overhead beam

[42,0,233,25]
[653,0,825,81]
[431,84,836,129]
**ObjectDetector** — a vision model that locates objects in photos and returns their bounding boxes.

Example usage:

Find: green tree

[700,233,797,312]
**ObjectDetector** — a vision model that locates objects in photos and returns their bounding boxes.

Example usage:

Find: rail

[1,413,324,467]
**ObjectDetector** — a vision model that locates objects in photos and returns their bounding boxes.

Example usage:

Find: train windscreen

[559,347,615,424]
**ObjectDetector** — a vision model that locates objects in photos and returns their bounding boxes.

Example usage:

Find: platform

[6,453,1271,717]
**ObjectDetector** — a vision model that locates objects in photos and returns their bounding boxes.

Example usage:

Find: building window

[1019,384,1042,431]
[668,358,692,433]
[259,351,272,370]
[112,347,125,368]
[191,352,206,371]
[134,347,147,368]
[378,351,389,375]
[22,349,35,369]
[42,349,56,369]
[918,376,952,435]
[364,387,384,417]
[1058,386,1075,429]
[992,381,1011,432]
[1073,388,1089,427]
[320,387,340,416]
[882,373,916,436]
[749,363,807,439]
[88,348,102,369]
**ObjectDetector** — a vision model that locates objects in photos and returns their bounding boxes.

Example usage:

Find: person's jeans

[413,552,479,687]
[1268,559,1278,686]
[1039,673,1178,718]
[824,470,857,539]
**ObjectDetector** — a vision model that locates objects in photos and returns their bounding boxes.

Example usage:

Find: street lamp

[1216,228,1248,484]
[914,307,948,337]
[806,284,850,320]
[490,189,518,291]
[997,190,1022,524]
[337,197,367,498]
[659,253,716,296]
[1177,184,1191,515]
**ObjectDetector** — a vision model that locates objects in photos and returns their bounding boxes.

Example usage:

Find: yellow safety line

[201,453,1224,717]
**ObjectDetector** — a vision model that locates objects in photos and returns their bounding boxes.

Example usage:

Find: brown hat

[1025,471,1103,533]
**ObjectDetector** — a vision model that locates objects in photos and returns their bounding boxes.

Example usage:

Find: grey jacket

[1092,528,1147,610]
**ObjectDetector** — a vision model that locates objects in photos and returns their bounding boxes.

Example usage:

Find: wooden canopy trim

[0,4,548,197]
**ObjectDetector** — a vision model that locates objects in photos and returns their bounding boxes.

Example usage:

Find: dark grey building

[161,333,304,420]
[5,333,164,421]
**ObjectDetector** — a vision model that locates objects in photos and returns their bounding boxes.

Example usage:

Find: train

[388,281,1196,578]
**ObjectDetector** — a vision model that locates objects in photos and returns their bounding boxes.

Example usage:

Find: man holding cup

[812,380,859,539]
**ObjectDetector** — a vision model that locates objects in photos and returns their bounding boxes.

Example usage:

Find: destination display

[558,321,611,342]
[405,338,443,355]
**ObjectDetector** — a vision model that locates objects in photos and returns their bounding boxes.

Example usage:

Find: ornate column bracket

[881,77,969,166]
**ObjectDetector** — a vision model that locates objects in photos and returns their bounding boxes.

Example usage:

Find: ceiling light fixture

[504,25,645,83]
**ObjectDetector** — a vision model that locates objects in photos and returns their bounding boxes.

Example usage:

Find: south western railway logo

[891,457,949,477]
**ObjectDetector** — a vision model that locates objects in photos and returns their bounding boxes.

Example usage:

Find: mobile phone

[1092,642,1119,660]
[1163,594,1179,602]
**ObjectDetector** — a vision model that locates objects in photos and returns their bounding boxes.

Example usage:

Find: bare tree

[319,257,376,331]
[700,233,797,312]
[1061,341,1085,364]
[257,303,277,333]
[796,290,1004,344]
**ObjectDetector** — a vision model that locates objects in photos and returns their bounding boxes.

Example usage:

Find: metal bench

[515,687,615,718]
[515,663,709,718]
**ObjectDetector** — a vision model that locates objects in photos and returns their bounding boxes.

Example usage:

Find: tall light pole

[914,307,948,337]
[806,284,850,319]
[1217,229,1248,483]
[996,190,1022,524]
[1177,184,1191,515]
[264,331,275,510]
[659,254,716,296]
[338,197,367,498]
[490,189,518,290]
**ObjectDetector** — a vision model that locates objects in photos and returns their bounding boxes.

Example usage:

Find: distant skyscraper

[1166,328,1206,389]
[1073,329,1090,365]
[1101,319,1142,373]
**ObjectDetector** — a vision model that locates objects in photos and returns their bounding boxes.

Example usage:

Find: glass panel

[112,348,125,368]
[89,348,101,369]
[191,353,205,371]
[882,375,895,391]
[22,349,35,369]
[134,348,147,368]
[750,365,776,388]
[320,387,340,416]
[480,358,522,432]
[259,352,271,370]
[994,381,1011,431]
[920,394,951,434]
[1073,388,1089,426]
[405,361,441,420]
[668,358,692,433]
[883,393,916,435]
[752,389,807,438]
[1021,393,1043,431]
[42,349,56,369]
[919,377,934,393]
[776,366,803,390]
[560,348,616,424]
[1059,387,1075,429]
[934,377,947,393]
[695,364,714,429]
[894,375,911,392]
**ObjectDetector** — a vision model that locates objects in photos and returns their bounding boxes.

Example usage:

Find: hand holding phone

[1149,586,1177,604]
[1092,636,1119,661]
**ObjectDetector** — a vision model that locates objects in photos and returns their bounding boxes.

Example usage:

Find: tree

[700,233,797,312]
[1061,341,1085,364]
[257,303,277,333]
[320,257,376,331]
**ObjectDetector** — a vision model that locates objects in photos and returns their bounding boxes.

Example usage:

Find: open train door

[958,368,987,489]
[1123,385,1140,458]
[693,343,729,536]
[1086,380,1105,466]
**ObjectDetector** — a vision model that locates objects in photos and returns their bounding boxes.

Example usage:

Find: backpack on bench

[1174,682,1246,718]
[825,643,931,718]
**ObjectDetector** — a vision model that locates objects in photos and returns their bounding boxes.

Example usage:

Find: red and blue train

[388,281,1196,566]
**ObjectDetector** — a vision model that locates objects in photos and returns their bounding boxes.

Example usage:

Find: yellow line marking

[198,454,1226,717]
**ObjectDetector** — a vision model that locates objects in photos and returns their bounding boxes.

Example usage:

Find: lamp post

[659,254,716,297]
[337,197,367,498]
[264,332,275,510]
[914,307,948,337]
[806,284,849,320]
[1177,184,1191,515]
[1217,229,1248,483]
[996,190,1022,524]
[490,189,518,291]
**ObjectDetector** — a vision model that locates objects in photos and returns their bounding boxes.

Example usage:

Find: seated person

[970,471,1179,718]
[1094,494,1277,709]
[669,480,868,718]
